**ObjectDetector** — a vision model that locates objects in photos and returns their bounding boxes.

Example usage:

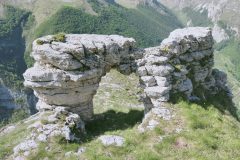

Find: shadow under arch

[71,68,145,143]
[80,109,144,142]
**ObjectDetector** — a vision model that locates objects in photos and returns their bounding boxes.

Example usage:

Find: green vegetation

[0,64,23,90]
[215,39,240,112]
[0,122,29,159]
[34,3,182,48]
[0,108,30,128]
[23,1,182,67]
[0,5,30,38]
[216,40,240,81]
[36,39,44,45]
[52,33,66,42]
[0,70,238,160]
[0,2,240,159]
[0,5,32,90]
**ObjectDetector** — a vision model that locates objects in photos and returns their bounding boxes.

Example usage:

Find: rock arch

[23,27,229,121]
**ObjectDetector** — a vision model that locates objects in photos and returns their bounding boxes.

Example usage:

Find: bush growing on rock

[36,39,44,45]
[53,33,66,42]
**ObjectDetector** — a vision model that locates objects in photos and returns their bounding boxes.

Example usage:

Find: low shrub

[53,33,66,42]
[36,39,44,45]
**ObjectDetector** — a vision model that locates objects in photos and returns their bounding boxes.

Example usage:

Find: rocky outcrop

[24,34,137,121]
[12,107,85,159]
[138,27,230,113]
[24,27,230,123]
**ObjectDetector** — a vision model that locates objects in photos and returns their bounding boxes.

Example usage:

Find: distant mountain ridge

[160,0,240,41]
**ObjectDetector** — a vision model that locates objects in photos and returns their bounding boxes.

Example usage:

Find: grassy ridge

[1,70,240,160]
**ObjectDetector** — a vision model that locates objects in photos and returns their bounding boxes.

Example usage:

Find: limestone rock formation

[138,27,229,113]
[24,34,137,121]
[18,27,232,157]
[12,107,85,159]
[24,27,230,127]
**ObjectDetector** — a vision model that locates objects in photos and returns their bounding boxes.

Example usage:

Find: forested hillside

[0,6,30,89]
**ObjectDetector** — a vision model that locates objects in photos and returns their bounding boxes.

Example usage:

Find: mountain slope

[0,0,95,26]
[160,0,240,38]
[34,3,182,48]
[1,70,240,159]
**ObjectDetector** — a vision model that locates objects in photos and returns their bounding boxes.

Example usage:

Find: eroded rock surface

[138,27,230,114]
[11,107,85,159]
[24,34,137,121]
[24,27,230,128]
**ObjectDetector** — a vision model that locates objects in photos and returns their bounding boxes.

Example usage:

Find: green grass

[182,7,213,27]
[6,70,239,160]
[36,39,44,45]
[0,121,29,159]
[0,107,30,128]
[1,2,240,159]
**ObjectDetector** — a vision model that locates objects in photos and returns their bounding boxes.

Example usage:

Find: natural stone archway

[23,27,230,122]
[23,34,139,121]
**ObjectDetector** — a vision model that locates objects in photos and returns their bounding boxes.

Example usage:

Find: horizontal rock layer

[24,34,137,120]
[24,27,230,121]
